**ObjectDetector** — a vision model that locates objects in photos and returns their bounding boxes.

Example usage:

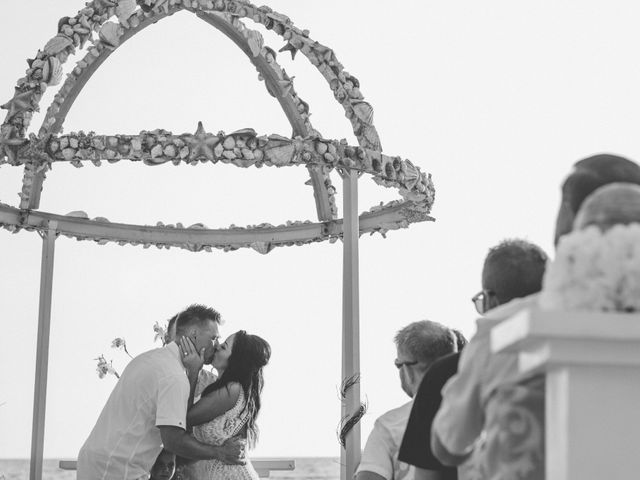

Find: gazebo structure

[0,1,435,479]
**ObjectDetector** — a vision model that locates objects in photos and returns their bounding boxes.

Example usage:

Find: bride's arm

[187,382,241,427]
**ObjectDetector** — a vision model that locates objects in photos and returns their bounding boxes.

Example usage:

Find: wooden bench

[59,459,295,478]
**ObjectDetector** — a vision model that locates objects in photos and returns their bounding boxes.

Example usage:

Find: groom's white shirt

[78,342,190,480]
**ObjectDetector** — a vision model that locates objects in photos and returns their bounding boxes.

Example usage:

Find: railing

[58,458,295,478]
[492,308,640,480]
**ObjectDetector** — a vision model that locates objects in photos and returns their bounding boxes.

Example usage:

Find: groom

[78,304,245,480]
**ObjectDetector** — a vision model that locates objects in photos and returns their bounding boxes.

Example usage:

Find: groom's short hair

[483,239,548,305]
[174,304,222,336]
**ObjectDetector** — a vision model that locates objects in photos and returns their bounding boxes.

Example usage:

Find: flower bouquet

[539,224,640,312]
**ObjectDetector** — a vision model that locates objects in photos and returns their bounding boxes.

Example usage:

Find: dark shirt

[398,352,460,480]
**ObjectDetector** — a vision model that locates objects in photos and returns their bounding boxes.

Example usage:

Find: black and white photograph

[2,1,640,479]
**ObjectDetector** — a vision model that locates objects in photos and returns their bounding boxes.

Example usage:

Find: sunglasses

[394,360,418,369]
[471,290,496,315]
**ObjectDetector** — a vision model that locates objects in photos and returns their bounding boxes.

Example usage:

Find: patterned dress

[184,387,258,480]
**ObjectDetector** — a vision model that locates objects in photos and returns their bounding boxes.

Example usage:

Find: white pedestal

[491,309,640,480]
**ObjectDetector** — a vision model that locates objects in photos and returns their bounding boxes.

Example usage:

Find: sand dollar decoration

[0,0,435,253]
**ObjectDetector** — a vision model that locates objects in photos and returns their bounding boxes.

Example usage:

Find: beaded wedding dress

[187,387,259,480]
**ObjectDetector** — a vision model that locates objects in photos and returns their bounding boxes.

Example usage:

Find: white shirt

[356,402,416,480]
[78,342,190,480]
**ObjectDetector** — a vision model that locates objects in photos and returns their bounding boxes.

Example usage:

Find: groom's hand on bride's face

[218,436,247,465]
[179,336,205,375]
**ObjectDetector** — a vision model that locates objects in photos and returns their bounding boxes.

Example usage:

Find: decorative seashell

[278,42,298,60]
[352,101,374,124]
[163,145,177,157]
[58,17,71,33]
[246,30,263,57]
[65,210,89,218]
[222,151,236,160]
[250,241,273,255]
[241,148,254,160]
[362,125,381,150]
[116,0,137,24]
[44,35,73,55]
[263,46,277,63]
[131,138,142,152]
[223,136,235,150]
[315,142,328,155]
[62,148,76,161]
[214,143,224,158]
[264,144,295,166]
[267,134,290,144]
[69,138,79,149]
[231,128,257,139]
[384,161,395,179]
[41,57,63,86]
[99,22,122,49]
[278,79,293,96]
[150,144,163,158]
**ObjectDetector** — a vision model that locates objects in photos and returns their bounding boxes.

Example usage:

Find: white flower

[95,354,119,379]
[153,321,167,346]
[540,224,640,313]
[111,337,126,349]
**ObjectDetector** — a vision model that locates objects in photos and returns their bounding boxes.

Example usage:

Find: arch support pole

[30,221,57,480]
[340,170,361,480]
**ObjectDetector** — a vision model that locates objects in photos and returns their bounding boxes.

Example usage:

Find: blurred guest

[433,154,640,480]
[355,321,460,480]
[398,333,467,480]
[432,239,548,478]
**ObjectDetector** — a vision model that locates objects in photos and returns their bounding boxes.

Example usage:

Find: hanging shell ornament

[99,22,123,49]
[41,57,64,86]
[250,241,273,255]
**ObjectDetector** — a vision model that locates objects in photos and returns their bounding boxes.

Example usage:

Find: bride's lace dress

[188,387,259,480]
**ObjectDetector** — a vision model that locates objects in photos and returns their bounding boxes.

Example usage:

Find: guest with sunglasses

[355,321,462,480]
[430,239,547,479]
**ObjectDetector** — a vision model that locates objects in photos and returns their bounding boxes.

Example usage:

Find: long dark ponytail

[201,330,270,446]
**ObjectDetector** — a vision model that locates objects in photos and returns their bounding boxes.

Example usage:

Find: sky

[2,0,640,460]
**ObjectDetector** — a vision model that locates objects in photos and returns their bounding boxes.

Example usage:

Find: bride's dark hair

[201,330,270,446]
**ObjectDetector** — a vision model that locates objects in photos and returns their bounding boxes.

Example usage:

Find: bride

[179,330,271,479]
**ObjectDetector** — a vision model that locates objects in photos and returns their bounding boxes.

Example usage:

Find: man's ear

[488,294,501,310]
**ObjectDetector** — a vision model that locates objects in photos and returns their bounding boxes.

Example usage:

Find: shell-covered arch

[0,0,435,254]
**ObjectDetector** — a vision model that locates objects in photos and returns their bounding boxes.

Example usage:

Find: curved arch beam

[0,202,433,254]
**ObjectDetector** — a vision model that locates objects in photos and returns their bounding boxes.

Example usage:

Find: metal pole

[30,221,57,480]
[340,170,361,480]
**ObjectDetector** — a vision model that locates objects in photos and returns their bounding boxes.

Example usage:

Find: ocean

[0,458,341,480]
